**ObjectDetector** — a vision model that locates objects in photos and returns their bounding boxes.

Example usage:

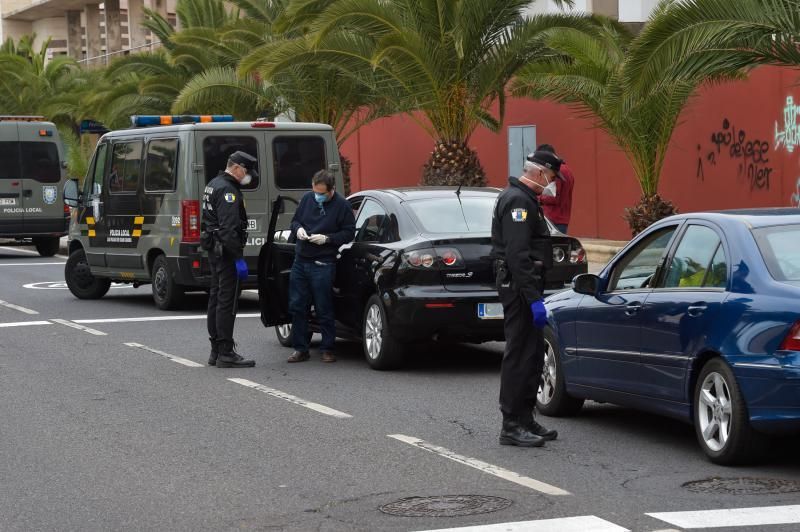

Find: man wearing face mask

[490,150,561,447]
[201,151,257,368]
[286,170,356,364]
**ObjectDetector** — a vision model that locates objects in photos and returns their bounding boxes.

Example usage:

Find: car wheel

[151,254,184,310]
[362,294,404,370]
[275,323,312,347]
[34,236,60,257]
[536,327,584,416]
[693,358,763,465]
[65,248,111,299]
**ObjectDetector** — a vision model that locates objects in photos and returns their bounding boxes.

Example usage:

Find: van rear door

[0,124,23,235]
[17,122,64,235]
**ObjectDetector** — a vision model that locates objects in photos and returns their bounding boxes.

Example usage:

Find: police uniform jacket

[491,176,553,304]
[202,172,248,259]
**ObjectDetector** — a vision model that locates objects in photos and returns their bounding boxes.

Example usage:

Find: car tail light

[779,320,800,351]
[181,200,201,243]
[553,247,566,263]
[402,247,463,269]
[570,246,586,264]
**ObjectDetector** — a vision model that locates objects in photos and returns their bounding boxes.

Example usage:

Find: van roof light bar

[130,115,235,127]
[0,115,46,122]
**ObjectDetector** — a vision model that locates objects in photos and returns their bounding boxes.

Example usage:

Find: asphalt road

[1,242,799,532]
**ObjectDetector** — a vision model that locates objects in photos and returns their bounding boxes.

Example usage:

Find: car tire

[151,254,185,310]
[693,358,764,465]
[536,327,584,416]
[34,236,60,257]
[362,294,404,370]
[65,248,111,300]
[275,323,312,347]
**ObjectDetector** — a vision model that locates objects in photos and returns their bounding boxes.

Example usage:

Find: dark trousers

[499,286,545,423]
[289,259,336,352]
[207,254,238,344]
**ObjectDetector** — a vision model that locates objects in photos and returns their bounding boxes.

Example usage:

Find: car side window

[108,141,143,194]
[354,199,390,243]
[608,226,677,291]
[663,225,726,289]
[84,143,108,198]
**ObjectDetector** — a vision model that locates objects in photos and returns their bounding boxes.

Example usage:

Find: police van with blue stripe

[63,115,342,309]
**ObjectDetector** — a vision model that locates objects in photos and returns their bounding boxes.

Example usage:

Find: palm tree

[253,0,591,187]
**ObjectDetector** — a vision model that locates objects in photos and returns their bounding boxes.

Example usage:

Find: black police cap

[229,150,259,177]
[526,150,564,179]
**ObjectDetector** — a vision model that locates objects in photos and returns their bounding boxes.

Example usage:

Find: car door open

[259,195,298,327]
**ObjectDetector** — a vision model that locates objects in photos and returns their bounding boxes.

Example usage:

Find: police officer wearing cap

[201,151,257,368]
[490,150,562,447]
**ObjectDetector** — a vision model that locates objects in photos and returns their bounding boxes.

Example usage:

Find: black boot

[499,419,545,447]
[208,337,219,366]
[528,419,558,441]
[216,341,255,368]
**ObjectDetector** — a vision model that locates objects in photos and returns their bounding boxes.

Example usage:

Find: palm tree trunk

[421,140,487,187]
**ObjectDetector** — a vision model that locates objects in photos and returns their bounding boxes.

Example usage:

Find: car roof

[663,208,800,228]
[361,187,501,201]
[102,121,334,137]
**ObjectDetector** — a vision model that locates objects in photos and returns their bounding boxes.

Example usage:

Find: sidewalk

[577,237,628,273]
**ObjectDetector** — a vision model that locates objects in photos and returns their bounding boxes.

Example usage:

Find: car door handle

[625,302,642,316]
[688,304,707,317]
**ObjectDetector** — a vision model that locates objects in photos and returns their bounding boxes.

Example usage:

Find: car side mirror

[573,273,601,296]
[63,179,81,207]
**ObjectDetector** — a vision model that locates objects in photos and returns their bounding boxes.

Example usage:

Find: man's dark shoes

[287,351,310,363]
[208,338,219,366]
[528,420,558,441]
[499,420,545,447]
[321,351,336,363]
[216,341,255,368]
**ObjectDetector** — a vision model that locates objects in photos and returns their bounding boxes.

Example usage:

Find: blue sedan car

[538,208,800,464]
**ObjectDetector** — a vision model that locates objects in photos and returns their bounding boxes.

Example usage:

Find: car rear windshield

[405,197,495,233]
[753,224,800,282]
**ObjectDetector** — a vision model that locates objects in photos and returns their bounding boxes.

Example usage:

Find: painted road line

[0,246,39,255]
[388,434,570,496]
[0,262,65,266]
[418,516,628,532]
[124,342,204,368]
[51,318,107,336]
[0,299,38,314]
[648,504,800,529]
[0,320,51,328]
[228,378,353,419]
[74,313,260,324]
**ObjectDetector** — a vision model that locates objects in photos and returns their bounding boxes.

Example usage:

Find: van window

[273,136,326,190]
[85,143,108,197]
[0,142,20,179]
[109,141,143,194]
[20,142,60,183]
[144,138,178,192]
[203,136,259,190]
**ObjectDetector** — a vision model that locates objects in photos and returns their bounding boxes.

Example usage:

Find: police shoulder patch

[510,208,528,222]
[224,192,236,203]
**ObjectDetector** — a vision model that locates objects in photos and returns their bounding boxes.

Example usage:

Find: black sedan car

[259,187,587,369]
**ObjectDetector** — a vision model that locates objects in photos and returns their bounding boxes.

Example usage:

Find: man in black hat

[201,151,258,368]
[490,150,561,447]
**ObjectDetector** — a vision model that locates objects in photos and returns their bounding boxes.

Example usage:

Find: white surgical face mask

[240,173,252,186]
[541,180,557,198]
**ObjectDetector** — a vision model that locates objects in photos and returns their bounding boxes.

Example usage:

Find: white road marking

[0,320,51,328]
[24,281,134,290]
[0,246,39,255]
[0,299,38,314]
[417,516,628,532]
[388,434,570,496]
[228,378,353,419]
[0,262,65,266]
[74,313,260,324]
[648,504,800,529]
[51,318,107,336]
[124,342,204,368]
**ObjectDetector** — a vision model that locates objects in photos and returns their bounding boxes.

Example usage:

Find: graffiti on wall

[775,96,800,153]
[697,118,772,190]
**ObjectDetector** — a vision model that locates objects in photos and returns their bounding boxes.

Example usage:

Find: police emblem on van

[42,186,57,205]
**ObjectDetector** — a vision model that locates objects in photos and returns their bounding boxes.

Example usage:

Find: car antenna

[455,181,469,228]
[456,183,463,198]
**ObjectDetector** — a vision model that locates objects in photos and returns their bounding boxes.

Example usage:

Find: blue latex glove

[235,258,249,281]
[531,299,547,329]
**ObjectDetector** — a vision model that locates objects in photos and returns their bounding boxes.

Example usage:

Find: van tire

[65,249,111,299]
[34,237,60,257]
[151,254,185,310]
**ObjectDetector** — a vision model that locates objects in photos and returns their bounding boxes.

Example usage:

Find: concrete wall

[340,66,800,240]
[32,17,68,51]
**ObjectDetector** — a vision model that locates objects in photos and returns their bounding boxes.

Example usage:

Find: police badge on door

[42,186,57,205]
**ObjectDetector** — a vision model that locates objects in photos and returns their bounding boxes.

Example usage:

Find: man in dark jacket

[490,150,561,447]
[286,170,356,363]
[201,151,256,368]
[536,143,575,233]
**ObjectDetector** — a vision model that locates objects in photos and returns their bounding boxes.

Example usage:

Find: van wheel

[65,249,110,299]
[34,237,60,257]
[275,323,312,347]
[151,254,184,310]
[536,327,584,416]
[362,294,404,370]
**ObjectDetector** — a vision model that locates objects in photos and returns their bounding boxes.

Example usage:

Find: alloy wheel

[277,324,292,340]
[697,371,733,452]
[537,339,557,406]
[365,304,383,360]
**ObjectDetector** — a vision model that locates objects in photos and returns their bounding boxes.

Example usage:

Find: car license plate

[478,302,503,319]
[0,198,15,205]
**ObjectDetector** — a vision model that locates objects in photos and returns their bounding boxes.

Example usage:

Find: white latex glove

[308,233,329,245]
[296,227,309,240]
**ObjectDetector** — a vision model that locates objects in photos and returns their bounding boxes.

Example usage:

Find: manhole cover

[683,477,800,495]
[379,495,512,517]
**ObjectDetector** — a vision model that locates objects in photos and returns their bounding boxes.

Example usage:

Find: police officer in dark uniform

[491,150,562,447]
[201,151,257,368]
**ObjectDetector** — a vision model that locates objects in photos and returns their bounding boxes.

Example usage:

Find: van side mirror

[61,160,68,169]
[63,179,81,207]
[573,273,601,296]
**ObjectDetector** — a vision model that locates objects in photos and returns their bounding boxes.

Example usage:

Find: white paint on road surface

[0,246,39,255]
[228,378,353,419]
[648,504,800,529]
[0,320,51,328]
[24,281,133,290]
[417,515,628,532]
[388,434,570,496]
[0,299,38,314]
[0,262,65,266]
[51,318,107,336]
[124,342,205,368]
[75,313,260,324]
